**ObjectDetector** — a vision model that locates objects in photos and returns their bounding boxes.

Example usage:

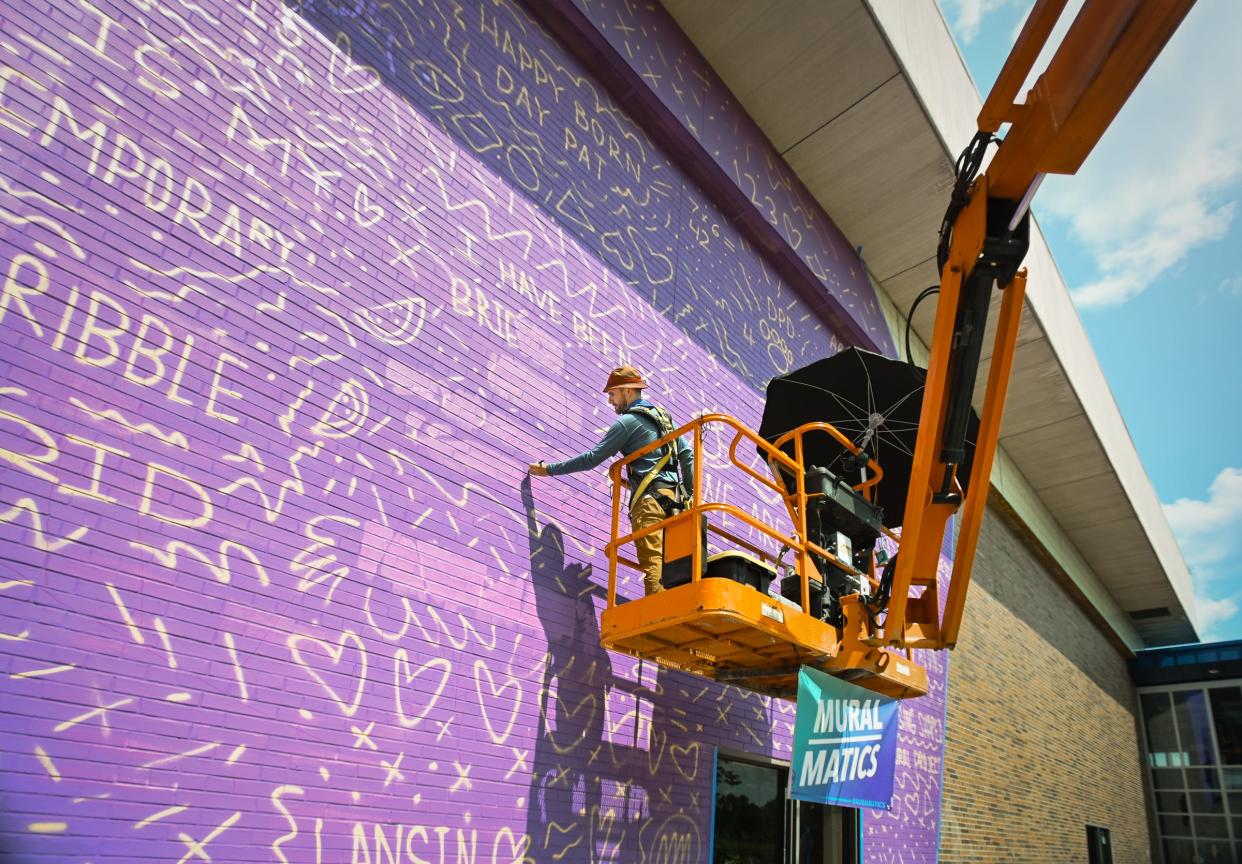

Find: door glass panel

[714,757,784,864]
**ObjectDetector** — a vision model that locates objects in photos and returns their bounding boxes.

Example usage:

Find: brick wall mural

[0,0,944,861]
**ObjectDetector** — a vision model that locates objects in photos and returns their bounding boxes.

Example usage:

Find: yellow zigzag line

[130,259,337,297]
[419,166,535,258]
[217,442,322,522]
[131,539,270,586]
[0,208,85,259]
[70,398,189,449]
[0,498,88,551]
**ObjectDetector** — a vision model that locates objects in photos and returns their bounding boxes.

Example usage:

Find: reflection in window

[1145,692,1182,767]
[1177,691,1217,765]
[1213,688,1242,765]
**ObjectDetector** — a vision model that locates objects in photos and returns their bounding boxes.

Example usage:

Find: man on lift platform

[528,366,695,596]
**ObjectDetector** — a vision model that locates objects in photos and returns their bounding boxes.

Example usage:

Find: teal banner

[791,666,901,809]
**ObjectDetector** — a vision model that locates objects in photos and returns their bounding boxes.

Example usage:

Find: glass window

[1158,791,1189,813]
[1189,767,1223,791]
[1212,688,1242,765]
[1160,812,1193,836]
[1163,837,1197,864]
[1145,692,1182,767]
[1197,838,1235,864]
[1155,768,1186,789]
[1195,814,1230,839]
[1086,825,1113,864]
[1177,690,1217,765]
[1191,791,1227,814]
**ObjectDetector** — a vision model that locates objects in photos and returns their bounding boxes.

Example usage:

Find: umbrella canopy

[757,347,979,529]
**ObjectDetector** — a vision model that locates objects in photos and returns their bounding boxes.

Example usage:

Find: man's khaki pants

[630,489,675,596]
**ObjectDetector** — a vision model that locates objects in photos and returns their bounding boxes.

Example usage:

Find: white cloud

[1194,593,1240,642]
[1221,274,1242,297]
[941,0,1024,44]
[1031,2,1242,308]
[1164,467,1242,639]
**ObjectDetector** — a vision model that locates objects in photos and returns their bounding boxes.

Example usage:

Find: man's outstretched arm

[529,417,632,477]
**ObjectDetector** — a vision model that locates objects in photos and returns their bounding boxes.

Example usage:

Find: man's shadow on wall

[522,478,689,861]
[521,476,612,860]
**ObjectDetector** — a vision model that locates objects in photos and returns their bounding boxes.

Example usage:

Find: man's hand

[528,461,549,477]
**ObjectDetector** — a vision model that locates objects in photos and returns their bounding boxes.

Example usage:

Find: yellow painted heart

[288,629,368,717]
[393,648,451,729]
[545,689,597,756]
[669,741,701,782]
[491,827,534,864]
[473,659,523,745]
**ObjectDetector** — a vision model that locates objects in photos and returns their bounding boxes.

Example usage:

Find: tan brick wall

[939,505,1152,863]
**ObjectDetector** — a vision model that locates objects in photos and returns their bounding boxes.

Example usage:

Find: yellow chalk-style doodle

[543,820,582,860]
[270,785,305,864]
[0,208,85,259]
[131,538,270,587]
[288,629,369,717]
[222,632,250,703]
[175,811,241,864]
[292,514,360,602]
[33,745,61,781]
[351,721,378,751]
[353,296,427,346]
[473,659,523,745]
[134,805,188,830]
[218,441,322,523]
[544,689,598,756]
[142,741,219,769]
[450,761,472,793]
[0,174,81,214]
[393,648,451,730]
[10,663,75,679]
[69,398,190,449]
[26,822,67,834]
[427,607,498,652]
[53,696,133,733]
[309,379,370,439]
[381,752,406,788]
[0,498,89,552]
[327,31,380,95]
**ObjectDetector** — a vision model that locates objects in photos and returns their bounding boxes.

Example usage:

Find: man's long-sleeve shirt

[546,401,694,497]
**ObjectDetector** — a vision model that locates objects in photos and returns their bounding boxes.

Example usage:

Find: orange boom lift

[599,0,1196,699]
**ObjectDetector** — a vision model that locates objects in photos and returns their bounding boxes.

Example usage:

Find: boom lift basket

[599,413,929,701]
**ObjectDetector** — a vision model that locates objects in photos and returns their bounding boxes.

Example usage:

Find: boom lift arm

[885,0,1195,650]
[598,0,1195,699]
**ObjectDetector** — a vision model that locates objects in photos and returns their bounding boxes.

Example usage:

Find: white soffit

[660,0,1198,647]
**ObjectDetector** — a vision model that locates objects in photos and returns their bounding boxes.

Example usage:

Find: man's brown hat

[602,365,646,392]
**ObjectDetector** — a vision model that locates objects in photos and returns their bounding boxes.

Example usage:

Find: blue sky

[937,0,1242,642]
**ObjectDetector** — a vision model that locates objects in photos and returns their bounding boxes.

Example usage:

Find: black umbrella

[757,347,979,529]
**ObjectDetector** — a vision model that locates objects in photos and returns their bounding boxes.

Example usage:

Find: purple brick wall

[0,0,944,861]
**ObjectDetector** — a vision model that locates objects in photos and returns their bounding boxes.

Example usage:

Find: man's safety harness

[625,405,689,516]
